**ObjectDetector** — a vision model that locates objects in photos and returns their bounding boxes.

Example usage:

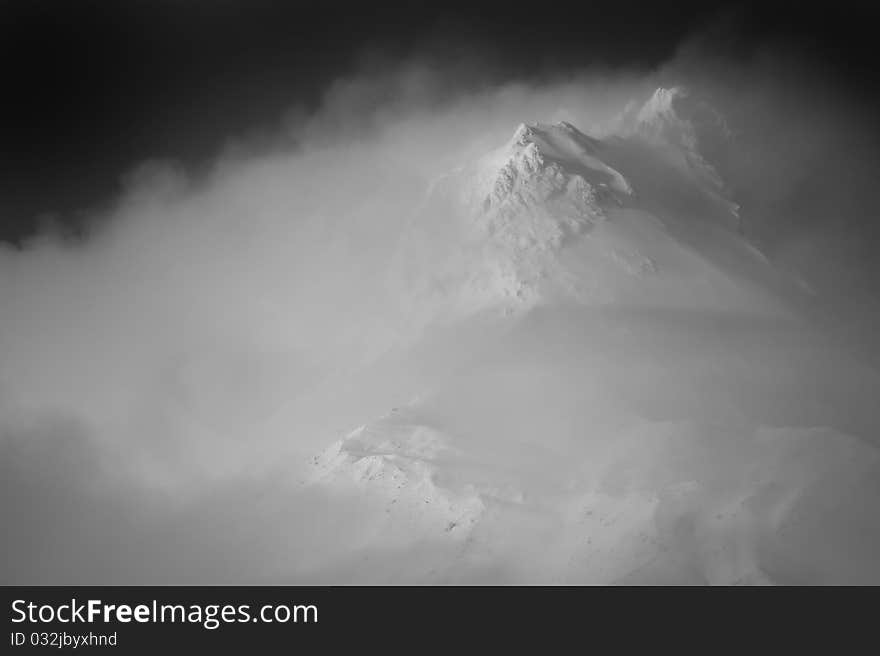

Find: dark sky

[1,0,877,241]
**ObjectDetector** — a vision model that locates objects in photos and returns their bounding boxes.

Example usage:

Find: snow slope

[298,89,880,584]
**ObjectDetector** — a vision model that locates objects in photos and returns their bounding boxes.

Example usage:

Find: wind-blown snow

[4,78,880,586]
[300,96,880,584]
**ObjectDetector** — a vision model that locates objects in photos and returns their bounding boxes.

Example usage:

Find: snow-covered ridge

[622,86,733,154]
[307,409,486,548]
[494,121,633,198]
[619,86,738,218]
[305,402,880,584]
[392,94,749,323]
[392,120,645,320]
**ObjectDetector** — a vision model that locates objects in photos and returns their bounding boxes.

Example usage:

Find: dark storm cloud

[0,0,734,241]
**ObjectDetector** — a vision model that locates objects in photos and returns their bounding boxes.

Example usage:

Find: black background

[0,586,873,652]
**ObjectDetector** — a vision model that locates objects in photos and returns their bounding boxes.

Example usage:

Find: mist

[3,23,880,583]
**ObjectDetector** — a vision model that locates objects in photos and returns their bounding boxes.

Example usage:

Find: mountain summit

[616,86,738,221]
[391,100,756,325]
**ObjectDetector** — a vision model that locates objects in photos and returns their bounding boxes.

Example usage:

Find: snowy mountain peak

[510,122,533,146]
[392,123,623,319]
[638,86,689,121]
[612,86,731,156]
[610,86,738,223]
[635,86,730,149]
[393,108,748,324]
[470,121,633,223]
